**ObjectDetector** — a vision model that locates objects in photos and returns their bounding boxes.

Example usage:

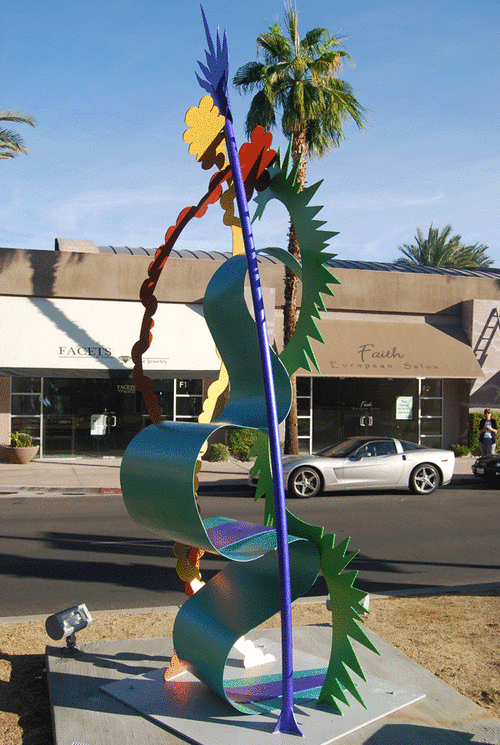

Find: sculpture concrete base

[46,626,500,745]
[102,637,424,744]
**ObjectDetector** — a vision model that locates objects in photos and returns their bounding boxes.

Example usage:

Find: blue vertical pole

[224,118,301,736]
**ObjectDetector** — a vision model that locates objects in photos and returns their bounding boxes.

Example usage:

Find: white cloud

[47,189,182,233]
[330,192,445,212]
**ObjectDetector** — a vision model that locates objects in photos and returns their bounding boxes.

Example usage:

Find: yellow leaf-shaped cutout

[183,95,228,171]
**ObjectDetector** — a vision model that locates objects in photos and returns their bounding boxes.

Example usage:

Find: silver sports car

[277,437,455,498]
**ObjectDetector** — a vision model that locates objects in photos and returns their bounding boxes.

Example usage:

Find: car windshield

[316,438,375,458]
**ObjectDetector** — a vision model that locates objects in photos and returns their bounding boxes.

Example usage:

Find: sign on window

[396,396,413,420]
[90,414,107,436]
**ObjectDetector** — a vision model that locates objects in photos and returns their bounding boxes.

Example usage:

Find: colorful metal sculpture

[120,7,378,735]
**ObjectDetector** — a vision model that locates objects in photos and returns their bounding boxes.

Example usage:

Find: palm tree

[0,109,36,159]
[234,4,366,453]
[395,225,492,269]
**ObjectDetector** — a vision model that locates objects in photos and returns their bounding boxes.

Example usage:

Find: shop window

[421,380,442,398]
[12,377,41,394]
[310,377,419,452]
[420,398,442,417]
[10,416,40,443]
[11,378,41,446]
[151,380,174,420]
[11,395,41,415]
[296,377,312,453]
[419,436,442,449]
[296,378,311,396]
[174,379,203,422]
[420,418,442,435]
[419,378,443,448]
[176,379,202,396]
[175,396,202,419]
[37,376,203,457]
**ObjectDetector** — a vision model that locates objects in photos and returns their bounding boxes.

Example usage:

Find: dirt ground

[1,589,499,745]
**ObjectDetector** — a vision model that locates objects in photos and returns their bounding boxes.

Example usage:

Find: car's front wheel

[289,467,322,498]
[409,463,440,495]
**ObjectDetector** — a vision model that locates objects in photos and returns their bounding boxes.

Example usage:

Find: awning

[0,297,222,378]
[306,318,483,378]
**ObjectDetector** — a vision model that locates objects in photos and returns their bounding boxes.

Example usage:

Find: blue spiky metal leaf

[196,7,231,120]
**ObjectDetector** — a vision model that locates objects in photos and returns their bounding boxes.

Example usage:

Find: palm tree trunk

[284,223,300,453]
[284,133,307,455]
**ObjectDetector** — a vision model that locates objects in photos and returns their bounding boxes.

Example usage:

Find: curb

[0,482,254,498]
[2,583,499,625]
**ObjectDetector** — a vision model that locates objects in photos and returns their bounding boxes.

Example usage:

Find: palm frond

[0,109,36,159]
[0,110,36,126]
[233,61,266,91]
[284,5,300,56]
[234,9,365,162]
[245,89,277,138]
[258,25,293,63]
[301,26,330,50]
[395,224,492,268]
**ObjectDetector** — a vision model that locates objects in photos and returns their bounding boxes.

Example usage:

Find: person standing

[479,409,498,456]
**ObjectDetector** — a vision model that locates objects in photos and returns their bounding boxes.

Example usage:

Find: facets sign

[59,346,112,357]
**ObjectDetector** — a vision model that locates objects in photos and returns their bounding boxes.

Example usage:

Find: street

[1,480,499,618]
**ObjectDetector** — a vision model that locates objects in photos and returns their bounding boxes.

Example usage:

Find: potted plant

[6,431,39,464]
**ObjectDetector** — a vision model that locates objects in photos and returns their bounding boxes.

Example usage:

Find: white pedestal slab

[103,637,424,744]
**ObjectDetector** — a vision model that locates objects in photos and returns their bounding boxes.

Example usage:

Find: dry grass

[1,590,499,744]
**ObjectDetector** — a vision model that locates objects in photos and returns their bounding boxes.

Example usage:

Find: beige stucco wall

[0,248,278,305]
[1,247,500,318]
[1,246,498,448]
[463,299,500,410]
[443,378,472,446]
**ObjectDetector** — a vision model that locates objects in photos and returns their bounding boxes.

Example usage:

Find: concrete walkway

[0,454,475,494]
[0,455,254,494]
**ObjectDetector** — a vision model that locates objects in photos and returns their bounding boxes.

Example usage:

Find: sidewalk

[0,454,476,494]
[0,455,255,494]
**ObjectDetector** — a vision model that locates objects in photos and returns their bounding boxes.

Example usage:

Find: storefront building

[0,241,498,457]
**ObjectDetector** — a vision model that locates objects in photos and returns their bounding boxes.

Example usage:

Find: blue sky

[2,0,499,264]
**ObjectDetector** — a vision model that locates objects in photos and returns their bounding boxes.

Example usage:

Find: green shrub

[228,428,259,461]
[10,431,33,448]
[449,444,470,457]
[207,443,229,462]
[468,411,500,452]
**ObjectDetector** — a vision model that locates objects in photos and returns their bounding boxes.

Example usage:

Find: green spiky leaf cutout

[249,141,379,714]
[319,535,380,712]
[253,143,341,376]
[249,431,275,525]
[251,141,341,526]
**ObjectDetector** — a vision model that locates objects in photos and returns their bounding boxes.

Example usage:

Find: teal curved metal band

[121,254,292,548]
[121,419,292,559]
[203,254,291,428]
[121,420,217,551]
[174,537,319,713]
[119,252,321,713]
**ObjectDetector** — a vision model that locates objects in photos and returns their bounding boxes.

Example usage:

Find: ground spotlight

[45,604,93,651]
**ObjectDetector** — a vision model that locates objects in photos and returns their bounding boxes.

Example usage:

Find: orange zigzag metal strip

[131,165,230,423]
[131,126,276,424]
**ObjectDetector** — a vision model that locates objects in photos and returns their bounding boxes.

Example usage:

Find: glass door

[307,377,420,452]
